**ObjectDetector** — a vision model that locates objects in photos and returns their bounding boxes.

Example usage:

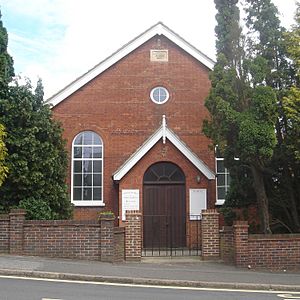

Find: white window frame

[215,157,230,206]
[150,86,169,104]
[71,131,105,207]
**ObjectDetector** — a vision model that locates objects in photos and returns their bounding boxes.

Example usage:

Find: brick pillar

[114,227,125,262]
[9,209,26,255]
[125,210,142,261]
[234,220,249,268]
[99,214,115,262]
[201,209,220,260]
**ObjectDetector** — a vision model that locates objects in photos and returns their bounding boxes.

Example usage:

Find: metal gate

[142,214,202,257]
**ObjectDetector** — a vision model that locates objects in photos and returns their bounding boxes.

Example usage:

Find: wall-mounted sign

[189,189,207,220]
[150,50,168,62]
[122,189,139,220]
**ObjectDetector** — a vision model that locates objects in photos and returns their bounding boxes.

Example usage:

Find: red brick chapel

[47,23,226,248]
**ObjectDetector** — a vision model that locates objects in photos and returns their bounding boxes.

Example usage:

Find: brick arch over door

[143,162,186,248]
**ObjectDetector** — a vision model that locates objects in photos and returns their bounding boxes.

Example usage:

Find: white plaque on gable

[189,189,207,220]
[150,50,168,62]
[122,189,139,220]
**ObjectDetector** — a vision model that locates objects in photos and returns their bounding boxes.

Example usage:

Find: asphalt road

[0,276,299,300]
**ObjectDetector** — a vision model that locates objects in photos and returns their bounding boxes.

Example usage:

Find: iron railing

[142,214,202,257]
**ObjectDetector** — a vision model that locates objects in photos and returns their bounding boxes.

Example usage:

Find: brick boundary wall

[219,226,234,263]
[125,210,142,261]
[9,209,26,254]
[201,209,220,259]
[99,214,115,262]
[0,214,9,253]
[23,220,101,260]
[114,227,125,262]
[234,221,249,268]
[220,221,300,270]
[0,209,125,262]
[248,234,300,270]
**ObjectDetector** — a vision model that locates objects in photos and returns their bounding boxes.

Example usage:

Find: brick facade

[52,34,215,221]
[0,210,124,262]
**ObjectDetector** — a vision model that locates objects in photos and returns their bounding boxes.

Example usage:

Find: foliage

[0,79,73,219]
[206,0,300,233]
[204,0,280,233]
[19,197,52,220]
[0,10,73,219]
[0,124,8,186]
[0,11,14,84]
[266,2,300,233]
[0,10,10,188]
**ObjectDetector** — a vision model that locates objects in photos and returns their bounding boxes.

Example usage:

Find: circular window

[150,87,169,104]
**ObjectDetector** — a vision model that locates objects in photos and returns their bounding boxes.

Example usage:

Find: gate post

[125,210,142,261]
[201,209,220,260]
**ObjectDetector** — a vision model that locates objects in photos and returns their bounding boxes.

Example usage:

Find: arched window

[72,131,103,206]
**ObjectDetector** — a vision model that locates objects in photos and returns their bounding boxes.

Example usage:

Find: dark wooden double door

[143,184,186,249]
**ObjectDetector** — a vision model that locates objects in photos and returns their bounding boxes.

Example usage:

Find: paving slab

[0,254,299,291]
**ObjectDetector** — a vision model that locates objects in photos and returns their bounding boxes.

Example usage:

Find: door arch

[143,162,186,249]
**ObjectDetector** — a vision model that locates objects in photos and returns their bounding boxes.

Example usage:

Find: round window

[150,87,169,104]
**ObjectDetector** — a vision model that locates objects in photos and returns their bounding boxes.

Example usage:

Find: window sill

[72,201,105,207]
[215,200,225,206]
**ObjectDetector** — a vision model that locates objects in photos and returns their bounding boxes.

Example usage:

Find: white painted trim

[215,199,225,206]
[166,128,215,180]
[113,125,215,181]
[113,127,163,181]
[72,201,105,207]
[71,131,104,207]
[46,22,215,107]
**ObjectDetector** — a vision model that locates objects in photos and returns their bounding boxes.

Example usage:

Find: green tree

[0,78,73,219]
[267,2,300,232]
[0,124,8,187]
[204,0,278,233]
[0,10,73,219]
[0,10,11,189]
[245,0,300,232]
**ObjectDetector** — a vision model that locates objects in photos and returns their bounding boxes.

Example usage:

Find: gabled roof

[46,22,215,107]
[113,116,215,181]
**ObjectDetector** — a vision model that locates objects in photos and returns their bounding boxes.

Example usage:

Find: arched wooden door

[143,162,186,249]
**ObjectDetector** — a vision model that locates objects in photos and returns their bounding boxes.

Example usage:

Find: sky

[0,0,297,99]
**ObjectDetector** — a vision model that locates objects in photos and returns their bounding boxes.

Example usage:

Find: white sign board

[122,189,139,220]
[189,189,207,220]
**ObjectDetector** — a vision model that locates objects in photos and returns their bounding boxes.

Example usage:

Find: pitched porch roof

[112,116,215,181]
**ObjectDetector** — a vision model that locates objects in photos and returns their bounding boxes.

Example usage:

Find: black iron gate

[142,214,202,257]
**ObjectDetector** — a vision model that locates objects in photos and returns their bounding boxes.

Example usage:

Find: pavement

[0,254,299,291]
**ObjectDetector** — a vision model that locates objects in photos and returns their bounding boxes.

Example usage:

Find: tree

[0,10,11,189]
[204,0,278,233]
[0,10,73,219]
[0,124,8,187]
[267,2,300,232]
[244,0,300,233]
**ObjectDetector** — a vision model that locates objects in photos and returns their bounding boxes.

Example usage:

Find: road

[0,276,299,300]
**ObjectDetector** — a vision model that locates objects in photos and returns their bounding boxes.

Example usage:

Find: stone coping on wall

[249,234,300,241]
[24,220,99,227]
